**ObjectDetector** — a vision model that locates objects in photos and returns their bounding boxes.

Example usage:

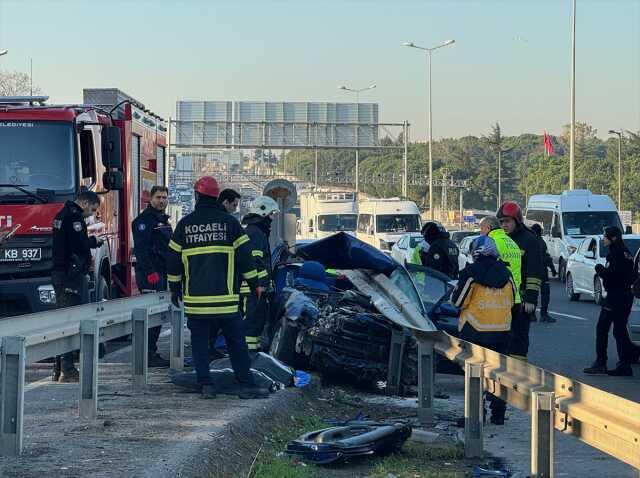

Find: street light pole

[609,129,623,209]
[569,0,577,190]
[403,39,455,219]
[339,84,376,196]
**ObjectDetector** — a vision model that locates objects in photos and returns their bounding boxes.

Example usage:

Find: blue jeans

[187,313,253,387]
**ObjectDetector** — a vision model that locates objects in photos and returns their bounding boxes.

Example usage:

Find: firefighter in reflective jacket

[167,176,268,399]
[451,235,515,425]
[240,196,279,351]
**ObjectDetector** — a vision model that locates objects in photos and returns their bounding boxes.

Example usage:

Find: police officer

[51,190,104,382]
[584,227,640,376]
[414,222,459,279]
[240,196,279,351]
[496,201,543,360]
[167,176,268,399]
[132,185,172,368]
[531,223,557,323]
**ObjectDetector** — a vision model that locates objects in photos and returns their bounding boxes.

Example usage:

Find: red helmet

[497,201,523,224]
[194,176,220,198]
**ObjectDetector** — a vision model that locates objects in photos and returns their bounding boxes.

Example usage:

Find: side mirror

[103,171,123,191]
[101,126,122,169]
[625,225,633,234]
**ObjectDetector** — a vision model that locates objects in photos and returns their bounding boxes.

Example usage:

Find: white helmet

[249,196,279,217]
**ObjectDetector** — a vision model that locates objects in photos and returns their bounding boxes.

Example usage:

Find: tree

[0,69,42,96]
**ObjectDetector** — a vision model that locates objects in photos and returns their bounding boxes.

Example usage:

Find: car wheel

[269,318,306,369]
[566,273,580,301]
[594,277,604,305]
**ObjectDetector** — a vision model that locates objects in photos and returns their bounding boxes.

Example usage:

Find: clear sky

[1,0,638,140]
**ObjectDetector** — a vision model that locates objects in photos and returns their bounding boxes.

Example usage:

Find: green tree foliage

[280,123,640,216]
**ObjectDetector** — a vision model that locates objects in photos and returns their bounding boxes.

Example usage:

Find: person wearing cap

[451,235,516,425]
[530,223,557,322]
[240,196,279,352]
[496,201,543,360]
[584,226,640,376]
[411,221,459,280]
[167,176,268,399]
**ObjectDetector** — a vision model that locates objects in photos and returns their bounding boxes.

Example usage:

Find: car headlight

[37,285,56,305]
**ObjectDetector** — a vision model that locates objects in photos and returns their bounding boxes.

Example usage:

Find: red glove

[147,272,161,285]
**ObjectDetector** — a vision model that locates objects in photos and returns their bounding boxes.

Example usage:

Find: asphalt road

[528,279,640,403]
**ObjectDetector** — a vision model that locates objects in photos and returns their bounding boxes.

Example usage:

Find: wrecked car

[265,232,459,392]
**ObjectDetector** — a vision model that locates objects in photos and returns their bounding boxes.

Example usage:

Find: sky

[0,0,638,140]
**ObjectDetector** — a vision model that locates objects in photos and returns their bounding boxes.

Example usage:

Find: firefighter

[240,196,279,352]
[584,227,640,376]
[452,235,516,425]
[530,223,557,323]
[132,185,172,368]
[411,222,459,279]
[167,176,268,399]
[51,190,104,382]
[496,201,543,360]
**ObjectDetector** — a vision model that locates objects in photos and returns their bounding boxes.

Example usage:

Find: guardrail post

[0,336,25,456]
[464,362,483,458]
[386,329,405,395]
[417,339,434,425]
[531,391,555,478]
[79,319,99,419]
[169,306,184,371]
[132,308,148,391]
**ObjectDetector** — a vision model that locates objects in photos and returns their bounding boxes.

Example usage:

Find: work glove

[171,290,182,308]
[523,302,536,314]
[256,286,265,300]
[595,264,605,275]
[147,272,161,285]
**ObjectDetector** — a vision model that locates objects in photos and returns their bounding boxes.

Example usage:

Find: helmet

[496,201,523,224]
[471,235,499,259]
[194,176,220,198]
[421,221,447,244]
[249,196,279,217]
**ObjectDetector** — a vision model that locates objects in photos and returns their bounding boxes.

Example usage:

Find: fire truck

[0,89,167,317]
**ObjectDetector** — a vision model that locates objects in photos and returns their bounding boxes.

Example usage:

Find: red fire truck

[0,89,167,317]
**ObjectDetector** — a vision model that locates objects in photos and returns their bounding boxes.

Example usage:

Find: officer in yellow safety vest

[451,234,515,425]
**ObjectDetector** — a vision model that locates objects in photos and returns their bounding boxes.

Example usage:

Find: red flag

[543,131,554,156]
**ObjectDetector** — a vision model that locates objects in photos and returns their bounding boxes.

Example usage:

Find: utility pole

[402,120,409,197]
[608,129,623,209]
[569,0,577,189]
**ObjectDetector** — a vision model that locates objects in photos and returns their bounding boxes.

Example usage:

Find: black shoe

[58,368,80,383]
[201,385,218,399]
[540,313,556,323]
[148,352,170,368]
[607,364,633,377]
[583,363,608,375]
[238,386,269,399]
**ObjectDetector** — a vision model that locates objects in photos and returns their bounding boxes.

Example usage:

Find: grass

[368,441,466,478]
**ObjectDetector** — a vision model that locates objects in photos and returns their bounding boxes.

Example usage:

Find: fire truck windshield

[0,121,75,197]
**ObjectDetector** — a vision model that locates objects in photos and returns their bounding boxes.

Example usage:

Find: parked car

[565,234,640,304]
[390,232,423,265]
[450,230,479,245]
[458,234,479,271]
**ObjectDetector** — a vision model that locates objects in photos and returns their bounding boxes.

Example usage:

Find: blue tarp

[296,232,398,276]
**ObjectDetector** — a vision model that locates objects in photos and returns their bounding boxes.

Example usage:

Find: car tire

[269,318,306,369]
[566,273,580,301]
[594,277,604,305]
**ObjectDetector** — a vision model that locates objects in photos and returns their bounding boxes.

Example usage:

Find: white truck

[298,191,358,240]
[526,189,626,281]
[356,198,422,254]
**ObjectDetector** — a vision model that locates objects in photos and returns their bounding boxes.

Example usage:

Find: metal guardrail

[0,293,183,456]
[411,330,640,478]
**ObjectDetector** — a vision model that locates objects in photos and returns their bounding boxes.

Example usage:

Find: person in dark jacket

[497,201,543,360]
[218,188,241,214]
[240,196,279,351]
[584,226,640,376]
[167,176,267,399]
[531,223,557,323]
[132,185,172,368]
[419,222,459,280]
[51,190,103,382]
[451,235,516,425]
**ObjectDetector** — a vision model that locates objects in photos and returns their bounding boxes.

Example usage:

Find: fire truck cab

[0,89,167,317]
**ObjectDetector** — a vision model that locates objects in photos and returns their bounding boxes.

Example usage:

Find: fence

[0,292,182,456]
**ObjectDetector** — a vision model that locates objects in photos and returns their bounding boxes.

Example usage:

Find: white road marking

[548,310,589,321]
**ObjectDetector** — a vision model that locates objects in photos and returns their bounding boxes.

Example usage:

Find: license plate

[0,248,42,262]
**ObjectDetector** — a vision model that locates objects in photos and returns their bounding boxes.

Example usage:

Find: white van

[298,191,358,240]
[526,190,624,280]
[357,199,422,253]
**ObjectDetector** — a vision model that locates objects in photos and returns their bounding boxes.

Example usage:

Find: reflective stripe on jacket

[454,277,515,332]
[489,228,522,304]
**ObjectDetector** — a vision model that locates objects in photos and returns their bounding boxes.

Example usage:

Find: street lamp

[0,50,7,57]
[403,39,455,219]
[569,0,577,189]
[338,84,377,194]
[608,129,623,209]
